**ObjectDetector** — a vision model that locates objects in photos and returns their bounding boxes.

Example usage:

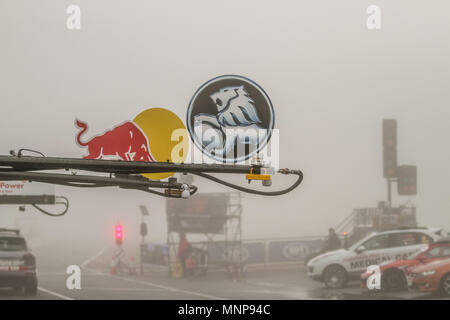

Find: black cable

[17,149,46,158]
[137,188,179,198]
[35,181,115,188]
[192,169,303,196]
[131,184,198,198]
[31,196,69,217]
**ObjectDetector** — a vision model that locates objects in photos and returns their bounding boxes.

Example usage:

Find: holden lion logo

[187,75,275,163]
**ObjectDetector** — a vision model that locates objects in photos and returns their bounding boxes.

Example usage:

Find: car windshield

[0,237,27,251]
[408,246,429,260]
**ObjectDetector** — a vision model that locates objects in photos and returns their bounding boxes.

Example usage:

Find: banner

[267,239,324,263]
[207,241,266,265]
[0,181,55,204]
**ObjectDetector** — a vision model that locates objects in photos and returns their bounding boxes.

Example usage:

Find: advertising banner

[267,239,324,263]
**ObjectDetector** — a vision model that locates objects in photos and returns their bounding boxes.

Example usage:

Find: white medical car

[307,228,444,288]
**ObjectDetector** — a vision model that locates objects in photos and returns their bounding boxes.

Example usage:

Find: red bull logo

[74,108,189,180]
[75,120,154,162]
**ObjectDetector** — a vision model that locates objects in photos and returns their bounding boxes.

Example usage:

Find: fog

[0,0,449,254]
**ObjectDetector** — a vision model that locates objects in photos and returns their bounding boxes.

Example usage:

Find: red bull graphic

[74,108,189,180]
[75,120,154,162]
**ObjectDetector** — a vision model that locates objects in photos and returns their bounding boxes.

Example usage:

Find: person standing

[177,233,190,277]
[327,228,341,251]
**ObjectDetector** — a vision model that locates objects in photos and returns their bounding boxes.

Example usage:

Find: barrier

[267,239,323,263]
[140,243,169,266]
[140,237,325,268]
[207,241,265,265]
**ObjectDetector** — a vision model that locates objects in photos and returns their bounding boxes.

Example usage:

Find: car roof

[0,229,23,238]
[0,233,23,238]
[350,228,441,250]
[376,228,440,235]
[0,228,20,236]
[430,240,450,246]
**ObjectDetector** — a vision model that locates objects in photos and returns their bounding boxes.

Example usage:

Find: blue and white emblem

[187,75,275,163]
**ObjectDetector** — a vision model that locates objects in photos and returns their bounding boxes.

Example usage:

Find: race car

[409,258,450,296]
[306,227,443,288]
[0,228,38,296]
[360,240,450,291]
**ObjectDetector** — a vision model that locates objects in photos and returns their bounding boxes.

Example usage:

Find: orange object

[246,168,271,181]
[186,257,195,269]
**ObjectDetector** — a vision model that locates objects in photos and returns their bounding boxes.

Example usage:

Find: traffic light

[397,165,417,195]
[115,224,123,246]
[383,119,397,178]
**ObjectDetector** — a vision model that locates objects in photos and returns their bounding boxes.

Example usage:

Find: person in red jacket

[178,233,191,277]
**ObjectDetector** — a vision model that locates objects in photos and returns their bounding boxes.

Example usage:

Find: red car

[361,241,450,291]
[410,258,450,295]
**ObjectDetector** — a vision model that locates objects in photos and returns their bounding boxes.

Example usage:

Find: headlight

[419,270,436,277]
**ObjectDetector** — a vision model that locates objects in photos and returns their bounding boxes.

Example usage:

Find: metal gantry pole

[0,156,254,175]
[387,178,392,206]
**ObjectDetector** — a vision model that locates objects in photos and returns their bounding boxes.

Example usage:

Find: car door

[388,232,430,261]
[346,234,393,275]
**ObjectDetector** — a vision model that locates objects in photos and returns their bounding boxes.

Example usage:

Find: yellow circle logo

[134,108,189,180]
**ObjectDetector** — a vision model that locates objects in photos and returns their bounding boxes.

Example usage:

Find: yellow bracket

[246,168,271,181]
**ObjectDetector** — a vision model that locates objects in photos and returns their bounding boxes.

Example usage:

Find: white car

[307,228,444,288]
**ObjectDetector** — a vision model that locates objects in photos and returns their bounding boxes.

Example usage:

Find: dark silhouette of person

[327,228,341,251]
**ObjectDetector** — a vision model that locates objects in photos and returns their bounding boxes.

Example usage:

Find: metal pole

[140,214,143,275]
[0,156,255,174]
[387,179,392,207]
[141,213,145,244]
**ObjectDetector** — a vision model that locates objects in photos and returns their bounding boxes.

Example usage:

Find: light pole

[139,205,149,275]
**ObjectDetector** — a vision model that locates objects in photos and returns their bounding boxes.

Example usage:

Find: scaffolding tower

[166,192,243,278]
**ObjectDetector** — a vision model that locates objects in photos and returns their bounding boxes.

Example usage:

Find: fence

[140,237,325,267]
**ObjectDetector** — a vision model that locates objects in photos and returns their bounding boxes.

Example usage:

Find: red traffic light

[115,224,123,245]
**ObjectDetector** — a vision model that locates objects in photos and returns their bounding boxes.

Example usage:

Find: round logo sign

[187,75,275,163]
[283,243,309,260]
[223,247,249,262]
[134,108,188,180]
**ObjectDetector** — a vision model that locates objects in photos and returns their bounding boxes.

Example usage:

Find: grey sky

[0,0,449,246]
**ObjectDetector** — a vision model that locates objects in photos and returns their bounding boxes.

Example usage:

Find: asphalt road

[0,244,446,300]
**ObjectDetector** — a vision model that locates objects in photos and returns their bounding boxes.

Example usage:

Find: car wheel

[323,265,347,289]
[381,269,407,291]
[24,285,37,296]
[440,273,450,296]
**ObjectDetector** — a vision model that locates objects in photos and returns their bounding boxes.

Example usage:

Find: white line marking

[249,281,285,288]
[80,287,161,292]
[36,272,67,276]
[81,249,105,269]
[85,267,226,300]
[38,287,74,300]
[80,247,226,300]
